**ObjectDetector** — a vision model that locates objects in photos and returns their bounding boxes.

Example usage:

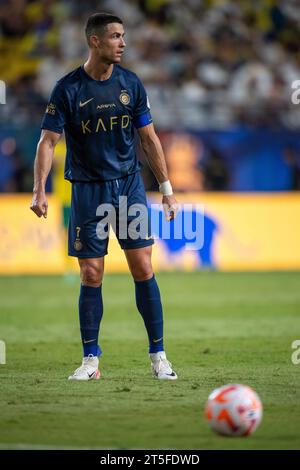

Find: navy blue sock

[79,284,103,357]
[135,275,164,353]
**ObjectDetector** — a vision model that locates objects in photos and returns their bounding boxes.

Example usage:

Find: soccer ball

[205,383,263,437]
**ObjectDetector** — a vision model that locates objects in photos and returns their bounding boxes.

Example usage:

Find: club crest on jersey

[46,103,56,115]
[119,92,130,105]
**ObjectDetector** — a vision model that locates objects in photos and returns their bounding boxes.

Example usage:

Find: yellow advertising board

[105,192,300,272]
[0,195,65,274]
[146,192,300,272]
[0,193,299,274]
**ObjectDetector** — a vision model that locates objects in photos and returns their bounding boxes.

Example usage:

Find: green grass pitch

[0,271,300,450]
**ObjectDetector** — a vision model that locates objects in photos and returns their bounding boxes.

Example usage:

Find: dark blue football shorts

[68,171,154,258]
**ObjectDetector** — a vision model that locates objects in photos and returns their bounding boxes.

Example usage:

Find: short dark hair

[85,12,123,43]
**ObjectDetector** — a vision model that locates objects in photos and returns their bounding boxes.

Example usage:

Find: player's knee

[80,261,103,287]
[131,260,153,282]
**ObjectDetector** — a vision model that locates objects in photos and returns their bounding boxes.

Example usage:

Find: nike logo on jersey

[83,339,96,344]
[79,97,94,107]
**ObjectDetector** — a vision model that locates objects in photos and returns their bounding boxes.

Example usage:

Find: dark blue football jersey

[41,65,152,181]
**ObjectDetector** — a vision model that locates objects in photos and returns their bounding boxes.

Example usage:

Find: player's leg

[125,246,162,350]
[67,181,109,381]
[78,257,104,356]
[68,257,104,381]
[125,246,177,380]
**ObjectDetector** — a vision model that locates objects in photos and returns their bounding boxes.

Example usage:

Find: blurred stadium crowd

[0,0,300,192]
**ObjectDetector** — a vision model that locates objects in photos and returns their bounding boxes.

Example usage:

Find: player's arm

[138,123,178,221]
[30,129,61,218]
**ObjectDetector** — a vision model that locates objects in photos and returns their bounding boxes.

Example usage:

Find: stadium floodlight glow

[0,80,6,104]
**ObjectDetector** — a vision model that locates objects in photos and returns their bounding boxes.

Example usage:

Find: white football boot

[150,351,178,380]
[68,355,100,381]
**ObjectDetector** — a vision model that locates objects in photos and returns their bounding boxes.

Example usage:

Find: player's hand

[162,194,178,221]
[30,190,48,218]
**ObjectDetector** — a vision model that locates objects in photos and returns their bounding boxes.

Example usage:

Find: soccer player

[30,12,178,381]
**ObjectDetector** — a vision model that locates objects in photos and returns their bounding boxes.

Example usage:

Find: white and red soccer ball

[205,383,263,437]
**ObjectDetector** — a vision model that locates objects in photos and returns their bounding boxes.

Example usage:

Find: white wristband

[159,180,173,196]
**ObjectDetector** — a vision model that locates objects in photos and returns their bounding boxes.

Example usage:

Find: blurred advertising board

[0,193,299,274]
[146,192,300,272]
[0,195,64,274]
